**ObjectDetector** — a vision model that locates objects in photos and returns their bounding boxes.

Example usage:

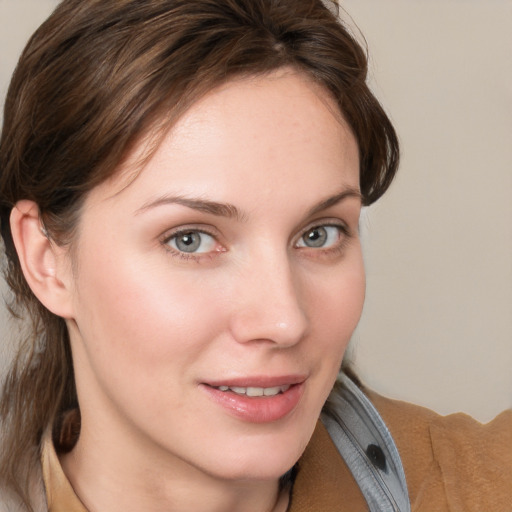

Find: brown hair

[0,0,399,508]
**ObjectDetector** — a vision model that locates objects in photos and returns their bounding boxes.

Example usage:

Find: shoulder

[365,389,512,512]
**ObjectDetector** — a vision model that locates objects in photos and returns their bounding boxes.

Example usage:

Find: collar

[289,421,367,511]
[41,428,88,512]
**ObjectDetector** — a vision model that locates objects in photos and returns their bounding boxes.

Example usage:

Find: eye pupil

[304,227,327,247]
[176,232,201,252]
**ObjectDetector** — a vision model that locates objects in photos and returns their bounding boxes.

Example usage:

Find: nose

[228,251,309,348]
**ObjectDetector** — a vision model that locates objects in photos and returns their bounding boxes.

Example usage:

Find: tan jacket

[291,391,512,511]
[42,392,512,512]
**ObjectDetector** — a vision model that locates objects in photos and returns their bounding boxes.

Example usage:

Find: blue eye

[297,225,342,248]
[167,230,216,253]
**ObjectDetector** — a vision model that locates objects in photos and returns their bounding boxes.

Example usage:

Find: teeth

[246,387,264,397]
[215,385,291,396]
[263,387,281,396]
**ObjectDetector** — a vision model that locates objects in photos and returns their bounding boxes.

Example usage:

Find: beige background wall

[1,0,511,423]
[343,0,512,422]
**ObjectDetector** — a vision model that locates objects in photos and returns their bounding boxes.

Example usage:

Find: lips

[201,375,306,423]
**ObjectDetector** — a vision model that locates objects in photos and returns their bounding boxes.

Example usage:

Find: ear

[10,200,75,319]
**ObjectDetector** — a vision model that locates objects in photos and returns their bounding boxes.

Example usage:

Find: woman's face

[65,69,364,482]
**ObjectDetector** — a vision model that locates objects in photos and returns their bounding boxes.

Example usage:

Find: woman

[0,1,510,511]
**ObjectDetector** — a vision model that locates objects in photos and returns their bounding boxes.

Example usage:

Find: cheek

[70,247,229,384]
[69,258,237,435]
[305,249,366,379]
[309,250,366,340]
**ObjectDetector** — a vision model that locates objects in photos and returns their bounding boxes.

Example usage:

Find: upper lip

[204,375,307,388]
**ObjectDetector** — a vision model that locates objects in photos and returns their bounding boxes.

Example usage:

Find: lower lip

[201,383,304,423]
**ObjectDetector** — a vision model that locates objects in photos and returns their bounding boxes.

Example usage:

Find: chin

[207,452,299,484]
[199,417,316,483]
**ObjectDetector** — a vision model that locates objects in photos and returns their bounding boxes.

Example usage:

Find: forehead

[171,68,347,142]
[85,69,359,210]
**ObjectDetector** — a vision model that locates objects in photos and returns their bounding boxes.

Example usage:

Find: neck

[60,423,290,512]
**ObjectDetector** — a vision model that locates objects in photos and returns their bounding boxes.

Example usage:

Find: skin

[40,69,364,512]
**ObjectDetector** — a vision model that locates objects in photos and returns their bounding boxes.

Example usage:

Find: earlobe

[10,200,75,319]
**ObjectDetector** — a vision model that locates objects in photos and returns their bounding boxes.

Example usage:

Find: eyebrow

[135,187,362,221]
[306,188,362,217]
[136,195,245,221]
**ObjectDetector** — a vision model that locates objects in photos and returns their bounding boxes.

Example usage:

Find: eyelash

[160,221,352,262]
